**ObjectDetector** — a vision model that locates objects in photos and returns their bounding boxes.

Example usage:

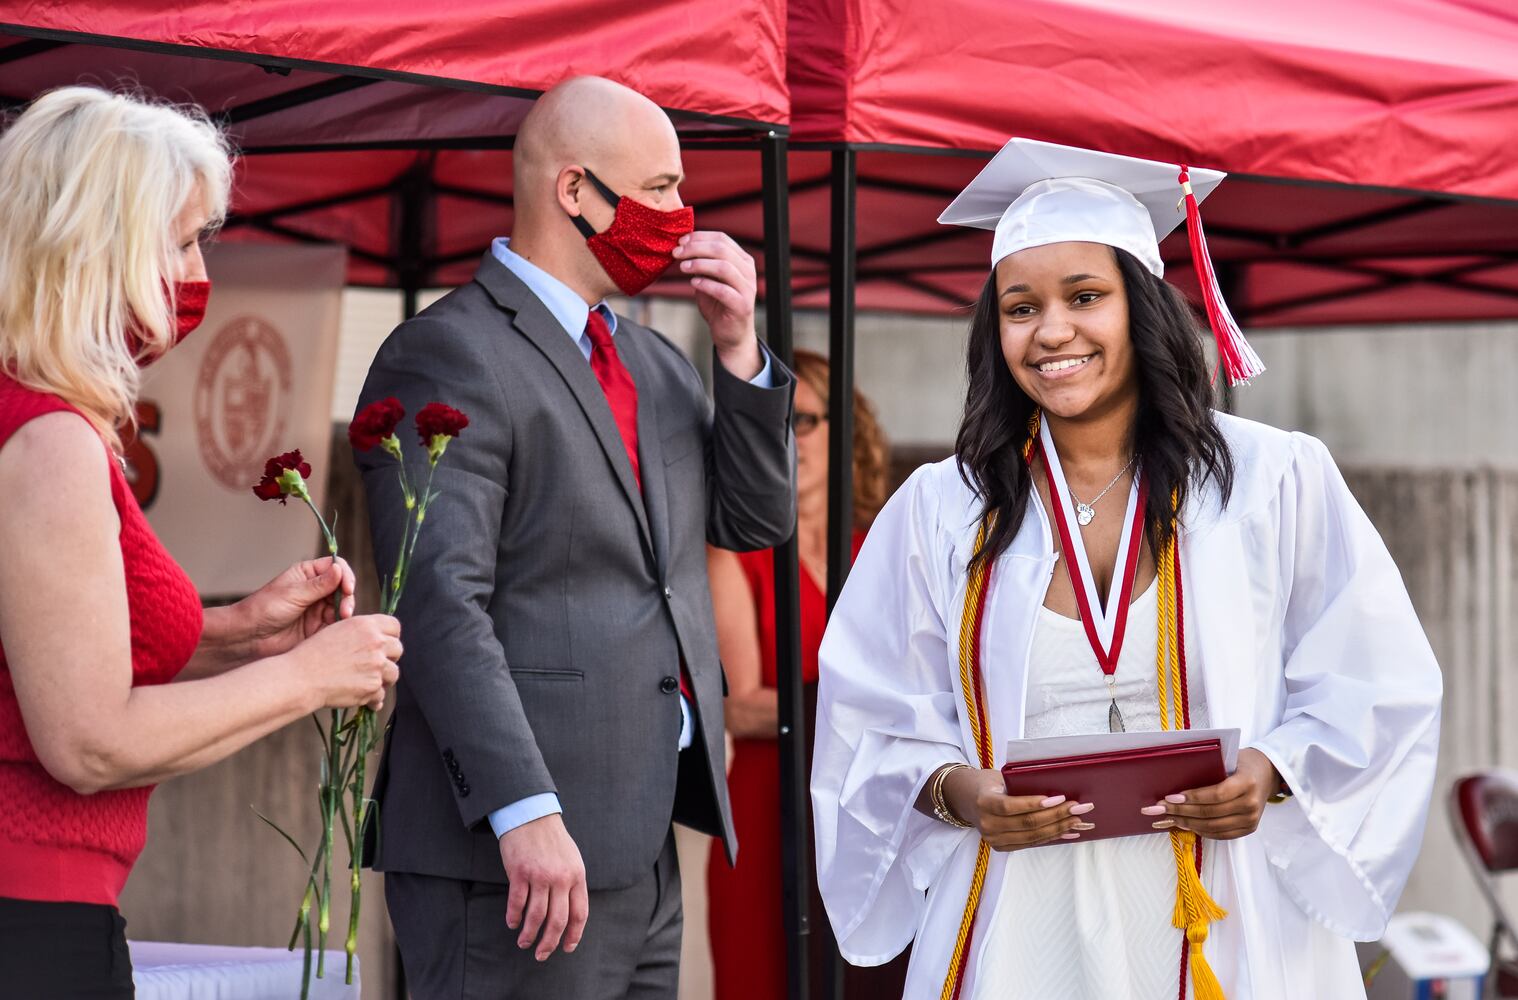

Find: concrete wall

[1235,321,1518,468]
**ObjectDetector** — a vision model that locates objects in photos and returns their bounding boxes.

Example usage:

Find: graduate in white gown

[810,140,1443,1000]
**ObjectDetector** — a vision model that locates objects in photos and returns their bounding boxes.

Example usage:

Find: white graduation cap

[939,138,1261,385]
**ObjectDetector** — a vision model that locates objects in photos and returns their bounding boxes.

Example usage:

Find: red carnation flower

[415,403,469,463]
[349,397,406,453]
[253,449,313,505]
[415,403,468,445]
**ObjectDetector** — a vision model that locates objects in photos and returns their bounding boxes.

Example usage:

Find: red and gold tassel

[1179,166,1263,388]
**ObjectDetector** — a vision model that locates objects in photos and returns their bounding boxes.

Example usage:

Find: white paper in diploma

[1004,727,1241,771]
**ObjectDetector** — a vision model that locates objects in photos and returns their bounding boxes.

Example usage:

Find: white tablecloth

[129,941,359,999]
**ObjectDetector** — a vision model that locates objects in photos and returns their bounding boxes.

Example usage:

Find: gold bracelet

[931,763,973,828]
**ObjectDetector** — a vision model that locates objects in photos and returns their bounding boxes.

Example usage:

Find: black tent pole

[398,162,428,321]
[820,147,857,1000]
[388,159,431,1000]
[824,147,857,612]
[761,130,810,1000]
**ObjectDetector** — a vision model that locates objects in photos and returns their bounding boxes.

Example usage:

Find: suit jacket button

[662,586,673,600]
[458,783,470,797]
[660,676,679,695]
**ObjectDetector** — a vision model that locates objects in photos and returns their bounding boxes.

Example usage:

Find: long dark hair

[955,248,1234,567]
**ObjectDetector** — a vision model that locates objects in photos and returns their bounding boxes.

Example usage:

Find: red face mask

[129,280,212,367]
[572,169,695,297]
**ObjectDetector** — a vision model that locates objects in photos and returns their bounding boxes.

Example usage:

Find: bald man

[354,77,795,998]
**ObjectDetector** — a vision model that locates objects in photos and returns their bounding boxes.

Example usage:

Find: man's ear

[555,166,585,218]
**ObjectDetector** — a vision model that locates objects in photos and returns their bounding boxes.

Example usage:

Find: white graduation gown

[810,413,1443,1000]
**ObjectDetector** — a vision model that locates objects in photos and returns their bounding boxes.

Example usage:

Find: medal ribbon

[1036,434,1146,683]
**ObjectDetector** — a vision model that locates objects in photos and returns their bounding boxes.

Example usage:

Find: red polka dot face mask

[572,168,695,297]
[128,280,212,367]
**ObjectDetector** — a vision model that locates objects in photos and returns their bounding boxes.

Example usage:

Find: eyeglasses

[793,411,828,437]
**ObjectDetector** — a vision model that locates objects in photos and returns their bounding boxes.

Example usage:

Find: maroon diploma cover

[1002,737,1229,841]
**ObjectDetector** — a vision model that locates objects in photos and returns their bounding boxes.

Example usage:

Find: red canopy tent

[0,3,792,307]
[0,9,824,999]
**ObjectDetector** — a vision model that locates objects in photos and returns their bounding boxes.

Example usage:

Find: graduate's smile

[1032,352,1095,379]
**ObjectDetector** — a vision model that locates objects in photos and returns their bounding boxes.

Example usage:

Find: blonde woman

[0,87,403,998]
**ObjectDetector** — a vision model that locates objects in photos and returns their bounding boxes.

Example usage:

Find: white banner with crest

[133,242,346,596]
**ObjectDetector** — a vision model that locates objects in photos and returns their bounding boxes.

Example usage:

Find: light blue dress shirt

[486,237,771,839]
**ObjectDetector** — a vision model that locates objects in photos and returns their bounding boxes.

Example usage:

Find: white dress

[976,579,1213,1000]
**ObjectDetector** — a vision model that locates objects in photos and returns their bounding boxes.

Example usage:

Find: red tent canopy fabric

[791,0,1518,201]
[785,0,1518,324]
[0,1,787,133]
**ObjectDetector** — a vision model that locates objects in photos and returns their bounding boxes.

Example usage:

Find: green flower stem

[346,725,368,986]
[298,494,343,623]
[345,714,366,926]
[345,865,361,984]
[287,845,321,951]
[300,901,314,1000]
[384,514,413,617]
[394,461,441,605]
[316,707,343,978]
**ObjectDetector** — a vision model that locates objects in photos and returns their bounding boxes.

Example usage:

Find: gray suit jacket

[355,255,795,890]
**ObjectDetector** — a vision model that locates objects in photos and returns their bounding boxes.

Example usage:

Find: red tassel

[1179,167,1263,387]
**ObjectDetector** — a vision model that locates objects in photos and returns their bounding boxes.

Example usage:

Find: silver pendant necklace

[1068,457,1136,526]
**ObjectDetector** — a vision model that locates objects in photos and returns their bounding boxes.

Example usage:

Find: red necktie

[585,310,693,704]
[586,310,641,489]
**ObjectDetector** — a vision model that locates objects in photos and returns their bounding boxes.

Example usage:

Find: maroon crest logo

[195,317,295,491]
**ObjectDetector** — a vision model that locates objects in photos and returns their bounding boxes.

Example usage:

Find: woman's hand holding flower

[237,556,357,661]
[285,614,403,713]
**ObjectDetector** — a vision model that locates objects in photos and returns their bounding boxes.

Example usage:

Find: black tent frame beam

[238,133,778,155]
[245,218,392,270]
[0,36,64,64]
[1250,258,1518,320]
[216,75,381,125]
[222,183,397,231]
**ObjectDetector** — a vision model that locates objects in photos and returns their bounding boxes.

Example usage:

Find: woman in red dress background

[706,349,905,998]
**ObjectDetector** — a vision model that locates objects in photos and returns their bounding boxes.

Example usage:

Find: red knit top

[0,374,203,906]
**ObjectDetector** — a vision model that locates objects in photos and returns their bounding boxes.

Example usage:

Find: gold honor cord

[1156,518,1228,1000]
[942,514,998,1000]
[940,420,1226,1000]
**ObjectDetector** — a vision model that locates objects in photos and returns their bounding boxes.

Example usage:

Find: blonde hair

[792,349,890,529]
[0,86,231,449]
